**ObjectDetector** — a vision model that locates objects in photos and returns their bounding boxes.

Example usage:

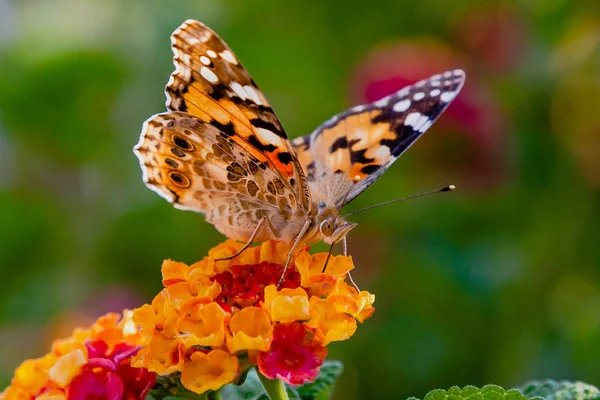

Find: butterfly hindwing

[135,112,309,242]
[292,69,466,207]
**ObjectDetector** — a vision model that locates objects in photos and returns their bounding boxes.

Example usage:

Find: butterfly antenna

[343,185,455,217]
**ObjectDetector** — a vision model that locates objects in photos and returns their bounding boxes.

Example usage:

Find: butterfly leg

[215,217,266,261]
[321,243,335,273]
[342,236,361,292]
[277,220,311,289]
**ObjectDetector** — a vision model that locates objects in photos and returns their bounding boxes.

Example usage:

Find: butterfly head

[316,206,357,245]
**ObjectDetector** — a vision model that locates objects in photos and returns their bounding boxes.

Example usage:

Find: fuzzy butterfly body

[134,19,465,247]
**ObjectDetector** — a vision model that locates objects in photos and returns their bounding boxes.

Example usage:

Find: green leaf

[408,385,528,400]
[221,368,268,400]
[147,372,212,400]
[256,386,301,400]
[150,361,344,400]
[517,380,600,400]
[297,361,344,400]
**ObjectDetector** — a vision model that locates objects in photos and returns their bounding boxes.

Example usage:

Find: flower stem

[258,372,289,400]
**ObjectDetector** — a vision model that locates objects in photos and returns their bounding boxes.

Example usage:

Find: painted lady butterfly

[134,20,465,277]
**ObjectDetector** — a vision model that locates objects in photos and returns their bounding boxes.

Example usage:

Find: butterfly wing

[134,20,311,241]
[291,69,465,208]
[135,112,307,241]
[164,20,310,210]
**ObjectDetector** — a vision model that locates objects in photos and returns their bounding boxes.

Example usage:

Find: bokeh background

[1,0,600,398]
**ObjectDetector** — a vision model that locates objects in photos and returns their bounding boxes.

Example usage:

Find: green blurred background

[1,0,600,398]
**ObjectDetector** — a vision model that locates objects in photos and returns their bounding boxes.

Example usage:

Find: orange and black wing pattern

[137,20,310,213]
[292,69,466,207]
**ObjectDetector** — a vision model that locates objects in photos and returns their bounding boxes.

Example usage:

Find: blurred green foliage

[1,0,599,399]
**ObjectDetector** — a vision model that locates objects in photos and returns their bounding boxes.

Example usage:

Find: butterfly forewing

[134,20,312,242]
[164,19,311,212]
[291,69,466,208]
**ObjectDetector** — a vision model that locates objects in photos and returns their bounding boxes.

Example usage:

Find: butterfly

[134,19,465,280]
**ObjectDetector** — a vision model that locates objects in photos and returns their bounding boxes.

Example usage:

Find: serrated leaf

[297,360,344,400]
[408,384,528,400]
[517,380,600,400]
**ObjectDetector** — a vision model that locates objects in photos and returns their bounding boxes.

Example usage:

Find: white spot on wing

[397,87,410,97]
[374,97,388,108]
[374,146,391,159]
[178,52,192,67]
[418,119,433,133]
[228,82,263,105]
[325,115,339,125]
[200,67,219,83]
[220,50,238,64]
[413,92,425,101]
[180,33,200,45]
[393,99,411,112]
[365,144,391,160]
[200,55,211,65]
[244,85,263,105]
[351,105,366,112]
[404,112,431,132]
[207,50,217,58]
[440,91,457,102]
[430,89,441,97]
[405,112,421,127]
[230,82,247,99]
[256,128,281,145]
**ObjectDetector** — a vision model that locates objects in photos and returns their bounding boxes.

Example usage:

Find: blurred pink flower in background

[0,285,144,379]
[350,38,509,192]
[451,4,529,74]
[47,285,144,352]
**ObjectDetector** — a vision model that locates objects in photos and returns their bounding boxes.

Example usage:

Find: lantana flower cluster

[131,240,375,394]
[1,311,155,400]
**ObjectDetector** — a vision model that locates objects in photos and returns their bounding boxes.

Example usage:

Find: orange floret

[263,285,310,323]
[180,350,239,394]
[226,307,273,353]
[305,297,358,345]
